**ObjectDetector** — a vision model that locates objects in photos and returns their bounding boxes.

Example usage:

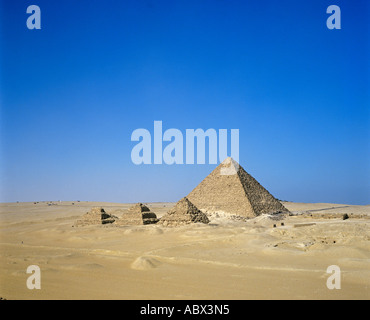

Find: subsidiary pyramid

[187,158,289,218]
[75,207,117,226]
[159,197,209,226]
[114,203,159,225]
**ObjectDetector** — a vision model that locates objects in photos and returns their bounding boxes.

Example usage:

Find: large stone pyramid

[159,197,209,226]
[187,158,289,218]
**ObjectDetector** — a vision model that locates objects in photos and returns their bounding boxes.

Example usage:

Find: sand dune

[0,201,369,300]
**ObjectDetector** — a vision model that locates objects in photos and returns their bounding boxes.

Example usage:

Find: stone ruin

[75,204,159,227]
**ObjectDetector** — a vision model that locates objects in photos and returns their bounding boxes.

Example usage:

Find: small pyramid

[127,203,152,213]
[75,207,116,226]
[159,197,209,227]
[187,158,289,218]
[115,203,158,226]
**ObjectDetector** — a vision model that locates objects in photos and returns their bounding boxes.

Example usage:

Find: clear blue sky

[1,0,369,204]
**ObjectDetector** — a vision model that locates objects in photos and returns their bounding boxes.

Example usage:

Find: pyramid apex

[218,157,240,175]
[221,156,234,162]
[175,197,194,207]
[220,157,240,165]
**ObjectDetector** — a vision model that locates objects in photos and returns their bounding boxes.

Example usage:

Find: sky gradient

[1,0,369,204]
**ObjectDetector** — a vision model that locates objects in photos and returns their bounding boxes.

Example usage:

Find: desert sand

[0,200,369,300]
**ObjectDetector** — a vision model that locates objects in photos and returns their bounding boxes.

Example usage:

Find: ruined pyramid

[159,197,209,226]
[186,157,289,218]
[75,207,117,226]
[115,203,159,225]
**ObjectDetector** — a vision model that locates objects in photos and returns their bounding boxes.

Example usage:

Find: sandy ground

[0,201,369,300]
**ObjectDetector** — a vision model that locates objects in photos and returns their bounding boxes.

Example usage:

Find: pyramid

[75,207,117,226]
[159,197,209,226]
[114,203,159,225]
[186,158,289,218]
